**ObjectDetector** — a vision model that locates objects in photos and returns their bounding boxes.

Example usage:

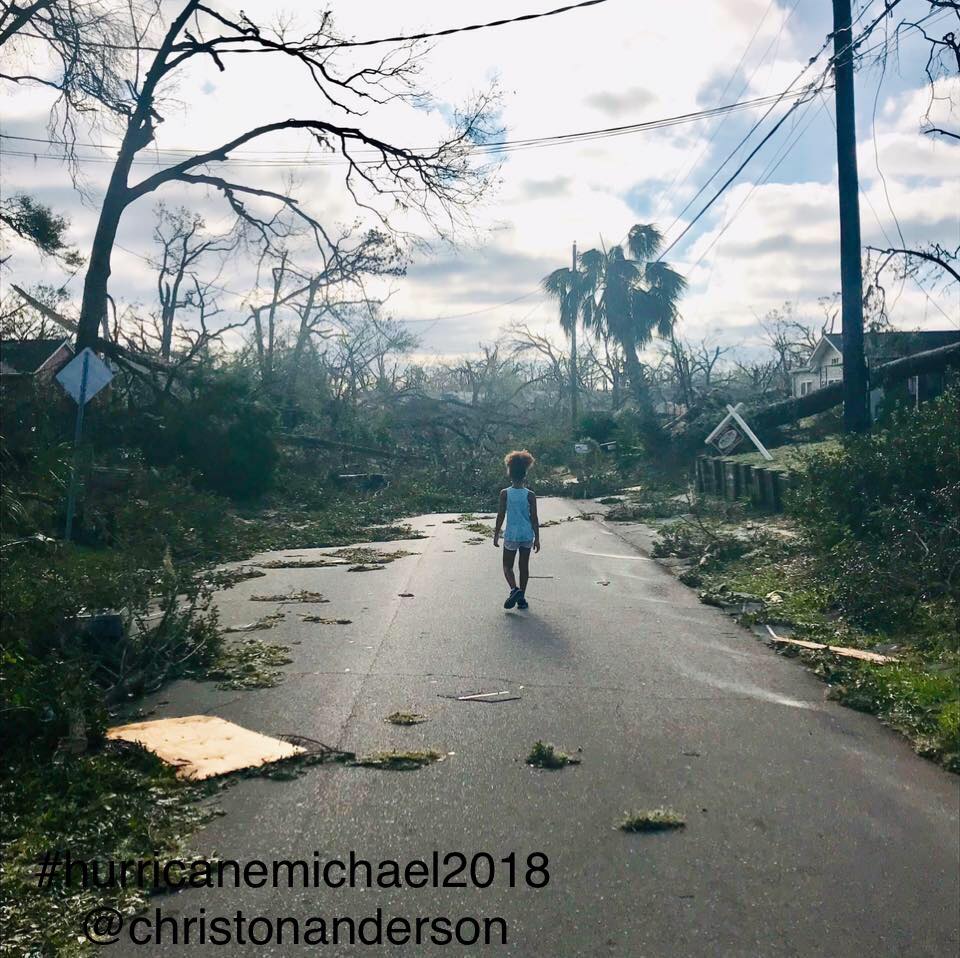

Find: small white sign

[573,442,591,455]
[56,348,113,405]
[704,403,773,460]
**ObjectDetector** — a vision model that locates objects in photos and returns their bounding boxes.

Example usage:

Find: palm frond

[626,223,663,263]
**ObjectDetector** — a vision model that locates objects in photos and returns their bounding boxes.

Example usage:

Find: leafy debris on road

[526,741,581,769]
[619,808,686,832]
[301,615,352,625]
[398,592,414,597]
[460,521,494,535]
[256,557,347,569]
[351,749,443,770]
[222,612,285,633]
[250,590,329,603]
[347,564,385,572]
[202,639,292,689]
[463,537,486,545]
[385,711,428,726]
[245,735,356,779]
[332,547,418,565]
[200,566,267,589]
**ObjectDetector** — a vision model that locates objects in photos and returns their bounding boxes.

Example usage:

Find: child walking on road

[493,450,540,610]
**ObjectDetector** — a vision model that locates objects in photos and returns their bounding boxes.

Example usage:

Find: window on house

[831,357,840,365]
[800,381,810,396]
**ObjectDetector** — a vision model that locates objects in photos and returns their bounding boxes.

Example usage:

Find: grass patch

[351,749,443,770]
[0,747,214,958]
[385,711,428,726]
[619,808,686,832]
[525,740,581,769]
[655,503,960,772]
[197,638,292,690]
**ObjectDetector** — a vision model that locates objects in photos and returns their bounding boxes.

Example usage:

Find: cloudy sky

[2,0,958,358]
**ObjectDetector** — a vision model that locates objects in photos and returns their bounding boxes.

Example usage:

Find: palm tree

[581,224,686,406]
[542,246,588,427]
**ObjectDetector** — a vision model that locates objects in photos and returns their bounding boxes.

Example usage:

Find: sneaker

[503,588,521,609]
[516,591,529,610]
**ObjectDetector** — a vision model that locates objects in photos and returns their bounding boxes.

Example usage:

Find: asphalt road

[113,499,959,957]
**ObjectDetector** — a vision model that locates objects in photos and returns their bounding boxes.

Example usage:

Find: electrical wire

[0,89,806,169]
[655,0,910,263]
[12,0,614,53]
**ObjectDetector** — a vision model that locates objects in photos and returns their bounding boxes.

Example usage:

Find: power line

[653,0,800,221]
[656,0,909,263]
[319,0,614,49]
[0,89,805,169]
[13,0,613,53]
[687,95,827,274]
[816,92,959,328]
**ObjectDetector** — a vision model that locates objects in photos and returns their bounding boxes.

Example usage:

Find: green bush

[789,387,960,634]
[1,545,219,758]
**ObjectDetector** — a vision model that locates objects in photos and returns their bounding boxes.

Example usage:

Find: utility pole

[570,240,579,430]
[832,0,870,432]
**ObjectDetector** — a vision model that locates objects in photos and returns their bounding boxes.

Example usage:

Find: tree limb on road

[278,434,427,462]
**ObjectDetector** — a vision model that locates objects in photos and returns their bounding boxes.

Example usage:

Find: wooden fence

[694,455,794,512]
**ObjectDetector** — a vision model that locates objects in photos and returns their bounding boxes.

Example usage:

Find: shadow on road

[501,608,572,659]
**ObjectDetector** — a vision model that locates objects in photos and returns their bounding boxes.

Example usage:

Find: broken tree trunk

[279,434,428,462]
[12,284,171,376]
[751,341,960,430]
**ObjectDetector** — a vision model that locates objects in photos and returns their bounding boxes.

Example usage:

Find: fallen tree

[750,340,960,430]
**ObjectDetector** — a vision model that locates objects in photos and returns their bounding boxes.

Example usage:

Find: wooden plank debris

[764,625,898,664]
[106,715,304,780]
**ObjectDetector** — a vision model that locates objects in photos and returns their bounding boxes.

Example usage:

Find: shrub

[0,544,219,758]
[789,387,960,634]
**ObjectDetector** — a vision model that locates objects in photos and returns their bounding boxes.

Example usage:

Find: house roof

[0,338,72,374]
[824,330,960,359]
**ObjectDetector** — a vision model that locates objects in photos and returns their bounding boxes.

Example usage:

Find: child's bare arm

[529,491,540,552]
[494,489,507,546]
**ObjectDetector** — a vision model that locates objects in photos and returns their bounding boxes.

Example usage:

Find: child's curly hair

[504,449,535,481]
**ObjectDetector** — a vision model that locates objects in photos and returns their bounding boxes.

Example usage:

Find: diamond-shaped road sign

[56,347,113,405]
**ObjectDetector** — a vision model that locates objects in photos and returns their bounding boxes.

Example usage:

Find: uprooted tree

[1,1,497,350]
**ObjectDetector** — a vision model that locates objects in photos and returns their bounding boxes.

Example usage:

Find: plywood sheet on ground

[106,715,304,780]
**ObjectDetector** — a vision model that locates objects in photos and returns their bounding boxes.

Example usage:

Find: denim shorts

[503,539,533,552]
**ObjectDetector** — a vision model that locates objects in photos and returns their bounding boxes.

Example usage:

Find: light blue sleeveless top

[505,486,534,541]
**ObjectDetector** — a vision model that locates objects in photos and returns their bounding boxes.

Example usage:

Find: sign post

[56,348,114,541]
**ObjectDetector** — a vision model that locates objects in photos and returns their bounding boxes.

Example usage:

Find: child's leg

[518,547,531,593]
[502,548,518,590]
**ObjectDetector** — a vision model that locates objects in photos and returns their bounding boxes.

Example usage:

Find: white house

[791,334,843,397]
[790,330,960,399]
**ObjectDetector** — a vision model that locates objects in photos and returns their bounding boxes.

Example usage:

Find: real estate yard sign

[705,403,773,460]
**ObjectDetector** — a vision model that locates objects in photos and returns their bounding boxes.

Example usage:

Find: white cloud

[1,0,956,356]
